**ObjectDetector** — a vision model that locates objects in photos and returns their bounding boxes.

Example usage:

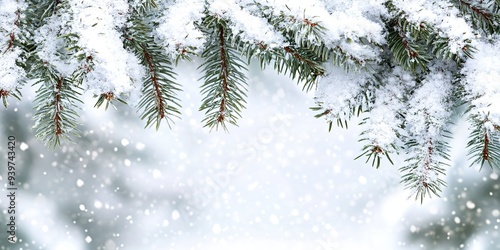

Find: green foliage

[198,16,248,131]
[22,0,85,147]
[467,113,500,169]
[387,21,431,71]
[455,0,500,34]
[32,64,82,148]
[124,11,182,129]
[354,143,395,169]
[400,137,450,203]
[385,1,476,71]
[240,2,364,91]
[267,14,327,91]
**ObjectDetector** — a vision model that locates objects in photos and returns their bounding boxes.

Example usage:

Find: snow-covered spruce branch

[124,9,182,129]
[455,0,500,34]
[400,64,455,202]
[467,113,500,169]
[388,28,427,71]
[401,137,449,203]
[461,38,500,171]
[355,66,411,168]
[0,0,26,107]
[2,0,500,201]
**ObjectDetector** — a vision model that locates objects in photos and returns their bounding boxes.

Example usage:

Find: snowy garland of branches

[1,0,500,202]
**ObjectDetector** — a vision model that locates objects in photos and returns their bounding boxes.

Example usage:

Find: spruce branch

[25,0,85,147]
[401,136,450,203]
[73,49,127,112]
[353,68,407,169]
[239,2,367,89]
[76,53,126,111]
[1,6,24,108]
[216,23,230,124]
[388,21,430,71]
[394,63,456,201]
[246,5,329,90]
[37,0,63,19]
[467,113,500,169]
[236,38,326,92]
[136,42,182,129]
[124,12,182,129]
[277,45,324,91]
[455,0,499,34]
[4,9,20,52]
[143,46,170,119]
[199,18,248,130]
[427,33,475,62]
[273,6,371,72]
[32,65,82,148]
[277,17,329,89]
[387,3,475,64]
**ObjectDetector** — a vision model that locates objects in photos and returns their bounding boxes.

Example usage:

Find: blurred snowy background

[1,61,499,250]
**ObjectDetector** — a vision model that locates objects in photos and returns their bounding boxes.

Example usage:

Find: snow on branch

[363,67,413,151]
[401,63,455,202]
[314,63,370,123]
[256,0,385,63]
[0,0,26,98]
[462,38,500,125]
[155,0,206,58]
[462,38,500,169]
[68,0,144,96]
[405,63,454,145]
[392,0,476,56]
[33,14,77,77]
[208,0,285,48]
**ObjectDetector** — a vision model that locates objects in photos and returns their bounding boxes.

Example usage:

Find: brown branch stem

[399,33,419,59]
[143,46,165,119]
[217,23,229,123]
[53,77,64,135]
[459,0,493,21]
[483,131,490,161]
[6,10,20,51]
